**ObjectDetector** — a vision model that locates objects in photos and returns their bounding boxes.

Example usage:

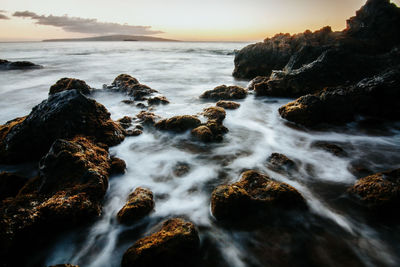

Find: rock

[155,115,201,133]
[121,100,135,105]
[126,129,143,136]
[117,187,154,224]
[117,116,133,129]
[200,85,247,100]
[191,120,228,143]
[348,169,400,216]
[0,137,112,262]
[107,74,168,102]
[233,0,400,98]
[278,65,400,126]
[311,141,347,157]
[49,78,91,95]
[0,90,125,163]
[203,106,226,123]
[216,100,240,110]
[0,59,42,70]
[211,170,307,221]
[147,96,169,105]
[110,157,126,174]
[172,162,191,177]
[247,76,269,90]
[121,218,200,267]
[267,153,298,173]
[191,125,214,142]
[136,111,161,126]
[0,172,27,201]
[233,27,339,79]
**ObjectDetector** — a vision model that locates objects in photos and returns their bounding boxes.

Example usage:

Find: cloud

[12,11,163,35]
[0,10,9,20]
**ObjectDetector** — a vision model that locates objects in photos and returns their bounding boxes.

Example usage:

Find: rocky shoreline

[0,0,399,266]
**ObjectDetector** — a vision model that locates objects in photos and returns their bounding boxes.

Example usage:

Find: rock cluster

[191,106,229,142]
[0,59,42,70]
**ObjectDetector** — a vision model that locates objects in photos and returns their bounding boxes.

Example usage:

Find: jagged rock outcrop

[278,66,400,126]
[49,78,92,95]
[121,218,200,267]
[0,59,42,70]
[211,170,307,222]
[0,137,112,265]
[233,0,400,99]
[0,90,125,163]
[117,187,154,224]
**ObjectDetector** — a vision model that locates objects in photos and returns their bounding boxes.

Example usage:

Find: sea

[1,41,400,267]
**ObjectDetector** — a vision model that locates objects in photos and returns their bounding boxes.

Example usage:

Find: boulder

[107,74,168,102]
[0,59,42,70]
[147,96,169,105]
[155,115,201,133]
[200,85,247,100]
[191,125,214,142]
[247,76,269,90]
[117,116,133,129]
[278,65,400,126]
[216,100,240,110]
[348,169,400,216]
[211,170,307,221]
[0,137,112,263]
[117,187,154,224]
[121,218,200,267]
[49,78,91,95]
[203,106,226,123]
[191,120,228,143]
[0,90,125,163]
[110,157,126,174]
[267,153,298,173]
[0,172,28,201]
[135,111,161,126]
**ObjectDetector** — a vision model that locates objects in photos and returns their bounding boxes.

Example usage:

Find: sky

[0,0,399,42]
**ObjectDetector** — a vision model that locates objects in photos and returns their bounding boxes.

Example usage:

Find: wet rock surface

[106,74,169,103]
[267,153,298,173]
[203,106,226,123]
[211,170,307,222]
[216,100,240,110]
[311,141,348,157]
[0,172,28,201]
[191,107,229,143]
[155,115,201,133]
[117,187,154,224]
[121,218,200,267]
[0,59,42,70]
[278,66,400,126]
[0,90,125,163]
[49,78,92,95]
[348,168,400,217]
[0,136,112,265]
[110,157,126,174]
[200,85,247,100]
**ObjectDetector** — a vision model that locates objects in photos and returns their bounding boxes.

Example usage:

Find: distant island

[43,35,180,42]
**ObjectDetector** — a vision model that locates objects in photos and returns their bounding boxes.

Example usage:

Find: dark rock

[347,160,373,178]
[0,59,42,70]
[48,265,79,267]
[348,168,400,216]
[191,125,214,142]
[211,170,307,221]
[136,111,161,126]
[216,100,240,110]
[117,187,154,224]
[0,172,27,201]
[311,141,347,157]
[136,103,147,109]
[126,129,143,136]
[0,90,125,163]
[155,115,201,133]
[110,157,126,174]
[200,85,247,100]
[107,74,168,102]
[267,153,298,172]
[191,120,228,143]
[147,96,169,105]
[203,106,226,123]
[247,76,269,90]
[117,116,133,129]
[0,137,111,263]
[121,100,135,105]
[172,162,191,177]
[278,66,400,126]
[121,218,200,267]
[49,78,91,95]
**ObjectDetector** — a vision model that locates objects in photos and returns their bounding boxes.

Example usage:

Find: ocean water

[1,41,400,267]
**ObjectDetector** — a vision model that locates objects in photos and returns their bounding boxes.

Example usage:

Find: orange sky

[0,0,399,42]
